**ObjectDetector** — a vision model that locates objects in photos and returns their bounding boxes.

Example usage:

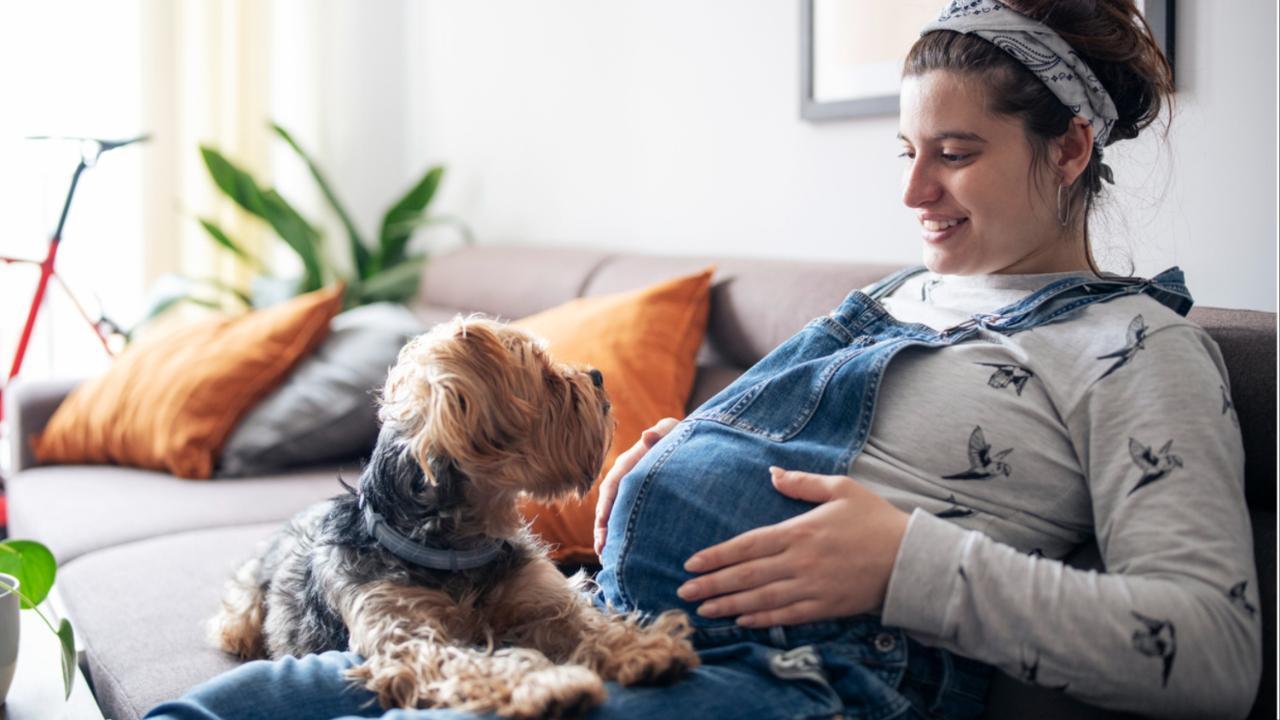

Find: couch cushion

[59,523,281,720]
[582,255,902,370]
[514,268,713,563]
[417,244,611,320]
[6,465,344,563]
[33,286,345,479]
[218,303,426,477]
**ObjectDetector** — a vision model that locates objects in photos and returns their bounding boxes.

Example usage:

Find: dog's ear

[379,317,542,473]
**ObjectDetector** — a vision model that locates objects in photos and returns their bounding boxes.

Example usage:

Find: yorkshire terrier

[209,316,698,717]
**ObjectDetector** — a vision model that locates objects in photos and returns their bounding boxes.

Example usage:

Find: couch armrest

[4,377,81,474]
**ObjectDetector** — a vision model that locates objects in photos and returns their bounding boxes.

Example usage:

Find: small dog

[209,316,698,717]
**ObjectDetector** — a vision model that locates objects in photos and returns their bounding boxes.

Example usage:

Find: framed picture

[800,0,1176,122]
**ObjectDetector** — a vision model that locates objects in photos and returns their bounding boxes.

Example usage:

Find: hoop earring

[1056,184,1071,227]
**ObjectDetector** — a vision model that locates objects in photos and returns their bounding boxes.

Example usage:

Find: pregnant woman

[147,1,1260,719]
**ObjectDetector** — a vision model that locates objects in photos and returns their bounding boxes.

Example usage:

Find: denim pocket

[695,333,869,442]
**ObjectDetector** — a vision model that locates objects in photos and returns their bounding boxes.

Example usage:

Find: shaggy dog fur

[209,317,698,718]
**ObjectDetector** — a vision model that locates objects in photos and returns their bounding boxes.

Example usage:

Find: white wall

[303,0,1278,311]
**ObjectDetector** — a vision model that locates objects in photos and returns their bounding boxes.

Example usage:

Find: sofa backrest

[415,244,1277,718]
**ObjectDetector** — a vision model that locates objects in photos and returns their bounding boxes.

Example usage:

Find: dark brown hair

[903,0,1175,269]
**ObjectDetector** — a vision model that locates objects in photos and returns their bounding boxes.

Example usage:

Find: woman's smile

[918,214,969,244]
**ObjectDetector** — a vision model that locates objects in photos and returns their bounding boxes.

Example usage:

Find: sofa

[5,245,1275,720]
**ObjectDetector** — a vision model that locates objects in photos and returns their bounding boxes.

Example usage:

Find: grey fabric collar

[922,0,1119,150]
[359,493,504,571]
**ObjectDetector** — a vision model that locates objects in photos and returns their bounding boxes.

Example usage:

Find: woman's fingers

[642,417,680,445]
[677,555,791,603]
[690,579,813,620]
[684,523,786,574]
[594,417,682,556]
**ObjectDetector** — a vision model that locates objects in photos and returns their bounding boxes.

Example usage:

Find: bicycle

[0,134,148,447]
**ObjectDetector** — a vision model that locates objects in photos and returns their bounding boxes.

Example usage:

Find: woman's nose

[901,159,942,208]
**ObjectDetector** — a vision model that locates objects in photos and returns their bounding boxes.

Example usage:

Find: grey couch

[6,245,1275,720]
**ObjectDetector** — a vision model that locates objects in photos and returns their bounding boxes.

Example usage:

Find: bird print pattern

[1131,612,1177,687]
[1096,315,1149,381]
[1220,385,1239,427]
[936,494,976,518]
[1019,651,1069,691]
[943,426,1013,480]
[1126,437,1183,496]
[1227,581,1257,618]
[977,362,1035,396]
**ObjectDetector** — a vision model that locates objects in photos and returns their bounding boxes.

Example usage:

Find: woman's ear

[1053,117,1094,186]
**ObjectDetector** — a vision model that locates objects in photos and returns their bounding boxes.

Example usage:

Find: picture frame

[800,0,1176,122]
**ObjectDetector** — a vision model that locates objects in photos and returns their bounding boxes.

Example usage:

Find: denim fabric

[145,628,990,720]
[145,267,1191,720]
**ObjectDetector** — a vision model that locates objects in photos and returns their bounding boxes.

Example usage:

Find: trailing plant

[0,539,75,699]
[144,122,470,320]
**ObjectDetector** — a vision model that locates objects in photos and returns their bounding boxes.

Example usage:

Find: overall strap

[978,267,1194,335]
[864,265,929,301]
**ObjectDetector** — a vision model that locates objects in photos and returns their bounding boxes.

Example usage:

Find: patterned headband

[921,0,1119,151]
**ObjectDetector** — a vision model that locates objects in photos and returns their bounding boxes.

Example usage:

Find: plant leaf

[197,218,268,273]
[190,277,252,307]
[200,146,271,218]
[377,166,444,273]
[260,189,325,292]
[137,275,243,326]
[0,540,56,609]
[270,122,371,278]
[58,618,76,699]
[199,146,324,291]
[379,213,475,251]
[358,255,427,304]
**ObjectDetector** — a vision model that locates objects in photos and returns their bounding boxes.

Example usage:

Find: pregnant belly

[596,420,824,623]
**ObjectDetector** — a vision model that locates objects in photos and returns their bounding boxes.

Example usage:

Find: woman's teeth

[922,218,965,231]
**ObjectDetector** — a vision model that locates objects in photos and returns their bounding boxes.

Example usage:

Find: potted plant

[142,121,471,321]
[0,538,75,700]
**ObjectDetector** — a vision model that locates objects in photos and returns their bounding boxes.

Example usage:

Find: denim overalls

[596,265,1194,720]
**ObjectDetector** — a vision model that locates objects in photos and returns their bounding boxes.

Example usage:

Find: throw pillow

[33,285,345,479]
[515,268,713,563]
[217,302,426,477]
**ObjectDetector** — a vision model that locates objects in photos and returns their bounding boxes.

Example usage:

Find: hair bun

[1006,0,1174,145]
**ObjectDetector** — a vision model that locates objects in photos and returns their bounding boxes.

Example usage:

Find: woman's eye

[941,152,970,163]
[897,151,915,160]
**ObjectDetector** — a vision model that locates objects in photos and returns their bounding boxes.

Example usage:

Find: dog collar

[359,493,504,571]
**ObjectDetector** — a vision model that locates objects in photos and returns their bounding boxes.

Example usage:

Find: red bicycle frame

[0,135,146,427]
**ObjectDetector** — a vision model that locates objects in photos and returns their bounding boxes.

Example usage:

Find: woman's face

[898,70,1082,275]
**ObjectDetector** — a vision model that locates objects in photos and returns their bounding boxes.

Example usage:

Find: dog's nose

[589,369,604,388]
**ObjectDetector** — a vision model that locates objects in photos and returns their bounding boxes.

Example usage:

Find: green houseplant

[146,122,470,319]
[0,539,76,699]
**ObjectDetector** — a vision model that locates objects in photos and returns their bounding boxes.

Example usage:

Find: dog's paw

[347,659,427,710]
[503,664,606,719]
[607,611,700,686]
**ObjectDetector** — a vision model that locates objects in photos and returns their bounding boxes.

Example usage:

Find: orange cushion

[515,268,713,563]
[33,285,345,479]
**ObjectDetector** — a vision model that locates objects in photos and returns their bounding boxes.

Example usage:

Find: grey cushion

[6,465,343,563]
[60,523,281,720]
[217,303,425,477]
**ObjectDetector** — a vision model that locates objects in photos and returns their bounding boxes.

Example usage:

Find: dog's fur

[209,317,698,717]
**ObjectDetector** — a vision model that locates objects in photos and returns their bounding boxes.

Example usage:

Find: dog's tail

[206,556,270,660]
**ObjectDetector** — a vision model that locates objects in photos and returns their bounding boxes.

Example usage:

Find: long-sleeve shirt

[858,270,1260,719]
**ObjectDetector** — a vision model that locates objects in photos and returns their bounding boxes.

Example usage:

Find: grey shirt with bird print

[853,271,1259,718]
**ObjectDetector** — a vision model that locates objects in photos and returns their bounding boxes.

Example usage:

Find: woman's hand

[594,417,681,557]
[677,467,910,627]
